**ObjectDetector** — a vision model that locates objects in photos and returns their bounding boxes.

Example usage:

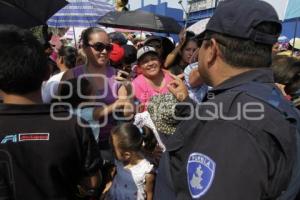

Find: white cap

[136,46,158,61]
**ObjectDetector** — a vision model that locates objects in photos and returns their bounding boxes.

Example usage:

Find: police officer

[155,0,298,199]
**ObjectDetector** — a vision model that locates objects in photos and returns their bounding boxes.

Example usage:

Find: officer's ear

[211,38,225,61]
[206,39,218,67]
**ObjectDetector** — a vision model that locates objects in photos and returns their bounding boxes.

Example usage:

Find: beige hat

[147,94,179,135]
[289,38,300,50]
[136,46,158,61]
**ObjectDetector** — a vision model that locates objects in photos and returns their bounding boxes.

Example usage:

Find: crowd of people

[0,0,300,199]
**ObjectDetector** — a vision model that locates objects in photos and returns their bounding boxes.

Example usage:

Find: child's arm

[101,166,116,199]
[145,173,156,200]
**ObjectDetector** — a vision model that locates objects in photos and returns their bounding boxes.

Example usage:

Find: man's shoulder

[0,104,81,132]
[207,86,284,116]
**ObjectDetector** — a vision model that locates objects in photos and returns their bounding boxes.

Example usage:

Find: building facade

[138,2,184,27]
[187,0,217,26]
[187,0,299,40]
[138,2,184,41]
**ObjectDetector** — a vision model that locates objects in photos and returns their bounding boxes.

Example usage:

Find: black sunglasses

[88,42,113,52]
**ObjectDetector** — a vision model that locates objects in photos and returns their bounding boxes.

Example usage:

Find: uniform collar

[210,68,275,94]
[0,104,68,115]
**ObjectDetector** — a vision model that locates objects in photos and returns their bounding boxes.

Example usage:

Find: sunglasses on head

[88,42,113,52]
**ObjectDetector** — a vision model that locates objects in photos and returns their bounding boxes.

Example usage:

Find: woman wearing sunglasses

[62,27,133,161]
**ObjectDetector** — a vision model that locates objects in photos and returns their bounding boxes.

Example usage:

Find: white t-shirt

[42,71,65,103]
[107,159,154,200]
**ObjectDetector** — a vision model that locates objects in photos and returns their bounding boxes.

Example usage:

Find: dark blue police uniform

[155,69,297,200]
[155,0,299,198]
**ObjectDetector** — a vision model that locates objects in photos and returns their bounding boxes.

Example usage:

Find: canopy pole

[185,4,192,28]
[178,0,191,28]
[292,18,299,56]
[72,26,77,49]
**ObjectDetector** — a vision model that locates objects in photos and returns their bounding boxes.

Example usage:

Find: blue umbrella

[283,0,300,51]
[47,0,114,27]
[284,0,300,20]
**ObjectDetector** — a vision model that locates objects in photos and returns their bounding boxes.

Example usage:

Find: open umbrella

[47,0,114,27]
[98,10,182,34]
[0,0,68,28]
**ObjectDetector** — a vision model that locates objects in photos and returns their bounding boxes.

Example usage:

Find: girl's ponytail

[111,123,157,152]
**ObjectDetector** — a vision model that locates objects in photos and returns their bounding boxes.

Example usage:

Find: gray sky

[129,0,187,10]
[128,0,288,20]
[263,0,288,20]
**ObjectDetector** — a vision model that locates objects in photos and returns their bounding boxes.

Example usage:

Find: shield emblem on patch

[187,152,216,199]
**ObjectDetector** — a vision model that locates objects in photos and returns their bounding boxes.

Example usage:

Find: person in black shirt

[0,25,102,200]
[155,0,299,199]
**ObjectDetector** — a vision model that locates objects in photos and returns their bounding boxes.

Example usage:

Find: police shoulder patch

[187,152,216,199]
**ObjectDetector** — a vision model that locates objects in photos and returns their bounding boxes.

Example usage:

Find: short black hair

[58,46,78,69]
[284,61,300,96]
[271,55,299,85]
[0,25,47,94]
[123,45,137,65]
[109,32,127,45]
[144,36,175,60]
[206,22,281,68]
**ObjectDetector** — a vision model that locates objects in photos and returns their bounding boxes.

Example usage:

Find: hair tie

[137,127,144,135]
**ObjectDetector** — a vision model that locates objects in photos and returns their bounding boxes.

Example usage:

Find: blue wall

[188,8,214,25]
[138,2,183,26]
[282,18,300,39]
[138,2,184,42]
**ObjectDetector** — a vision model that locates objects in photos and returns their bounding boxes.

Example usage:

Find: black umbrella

[98,10,182,34]
[0,0,68,28]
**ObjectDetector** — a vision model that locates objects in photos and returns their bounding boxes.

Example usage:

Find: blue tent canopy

[281,0,300,39]
[285,0,300,20]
